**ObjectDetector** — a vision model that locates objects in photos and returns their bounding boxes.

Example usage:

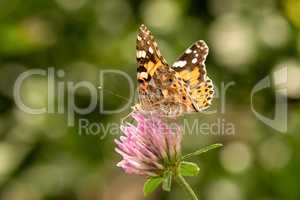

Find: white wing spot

[195,53,199,57]
[141,50,146,58]
[137,35,142,41]
[185,49,192,54]
[173,60,187,68]
[192,58,197,64]
[139,72,148,79]
[149,47,154,54]
[137,50,147,58]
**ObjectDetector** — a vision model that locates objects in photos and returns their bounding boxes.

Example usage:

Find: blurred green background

[0,0,300,199]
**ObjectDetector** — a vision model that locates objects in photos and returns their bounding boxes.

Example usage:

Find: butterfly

[134,24,214,117]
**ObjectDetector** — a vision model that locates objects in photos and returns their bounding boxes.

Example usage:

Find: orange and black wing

[171,40,214,111]
[136,24,170,109]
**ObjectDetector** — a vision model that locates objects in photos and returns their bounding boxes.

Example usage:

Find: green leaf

[162,170,172,192]
[179,161,200,177]
[143,177,164,196]
[182,143,223,160]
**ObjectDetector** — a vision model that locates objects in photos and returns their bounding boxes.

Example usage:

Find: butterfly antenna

[98,86,130,101]
[98,86,136,124]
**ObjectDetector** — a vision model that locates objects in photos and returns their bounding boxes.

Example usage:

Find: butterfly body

[135,24,214,117]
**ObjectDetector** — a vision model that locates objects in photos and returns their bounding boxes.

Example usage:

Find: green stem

[175,175,199,200]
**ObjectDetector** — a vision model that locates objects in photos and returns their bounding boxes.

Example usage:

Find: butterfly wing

[136,25,190,116]
[135,25,214,115]
[171,40,214,111]
[136,24,171,111]
[136,24,168,80]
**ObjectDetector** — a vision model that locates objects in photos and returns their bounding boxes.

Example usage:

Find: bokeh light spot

[258,14,291,48]
[206,179,242,200]
[141,0,181,32]
[259,137,291,171]
[209,14,257,70]
[96,0,132,34]
[220,141,252,173]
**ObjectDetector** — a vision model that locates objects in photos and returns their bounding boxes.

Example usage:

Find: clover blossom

[115,112,222,199]
[115,113,182,176]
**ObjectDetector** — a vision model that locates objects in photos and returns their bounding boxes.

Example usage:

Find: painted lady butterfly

[134,24,214,117]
